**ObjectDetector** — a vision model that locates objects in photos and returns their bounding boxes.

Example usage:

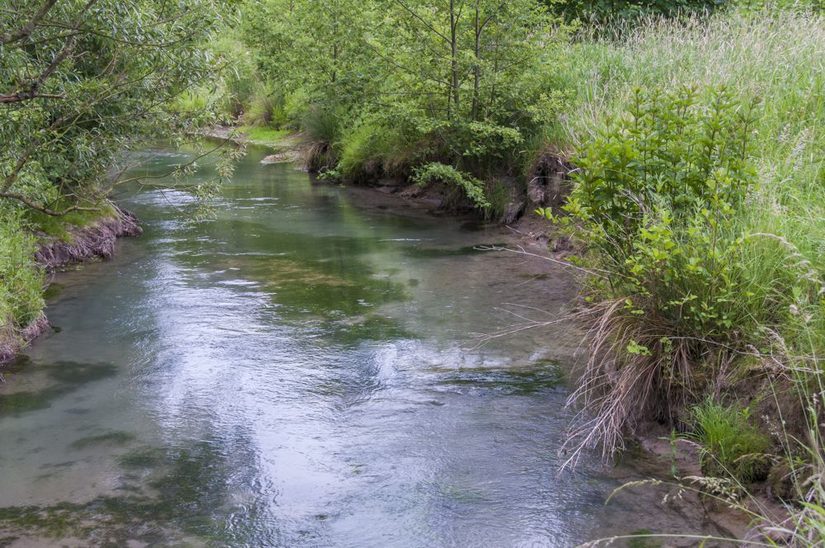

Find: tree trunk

[449,0,460,120]
[472,3,481,121]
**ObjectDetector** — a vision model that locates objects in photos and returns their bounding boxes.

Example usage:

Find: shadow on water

[401,243,506,259]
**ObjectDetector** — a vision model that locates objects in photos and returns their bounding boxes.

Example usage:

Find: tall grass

[0,214,44,342]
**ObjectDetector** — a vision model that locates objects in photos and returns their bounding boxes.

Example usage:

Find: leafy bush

[170,88,218,126]
[567,87,773,335]
[412,163,491,210]
[568,86,756,259]
[562,86,817,461]
[211,37,260,120]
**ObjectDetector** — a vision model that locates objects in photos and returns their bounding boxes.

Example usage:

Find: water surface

[0,146,731,546]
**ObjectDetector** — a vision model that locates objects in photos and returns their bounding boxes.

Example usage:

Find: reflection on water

[0,146,730,546]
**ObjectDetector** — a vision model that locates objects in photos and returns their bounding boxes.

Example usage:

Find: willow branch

[0,0,59,45]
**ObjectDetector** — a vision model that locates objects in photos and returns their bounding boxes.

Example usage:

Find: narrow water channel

[0,146,729,546]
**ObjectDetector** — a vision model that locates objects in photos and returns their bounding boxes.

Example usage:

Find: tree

[241,0,379,116]
[0,0,230,217]
[375,0,559,124]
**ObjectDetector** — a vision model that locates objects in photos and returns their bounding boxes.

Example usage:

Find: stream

[0,145,732,546]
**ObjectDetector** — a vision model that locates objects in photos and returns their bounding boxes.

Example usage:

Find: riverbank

[201,125,302,164]
[203,125,573,232]
[0,206,142,366]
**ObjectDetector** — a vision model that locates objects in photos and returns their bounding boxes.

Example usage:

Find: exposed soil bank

[0,207,142,365]
[34,207,142,270]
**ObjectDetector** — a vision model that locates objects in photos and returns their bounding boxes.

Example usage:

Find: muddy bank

[1,207,142,366]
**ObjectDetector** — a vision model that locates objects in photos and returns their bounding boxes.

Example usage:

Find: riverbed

[0,146,733,546]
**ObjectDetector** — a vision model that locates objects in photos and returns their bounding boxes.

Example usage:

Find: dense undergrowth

[556,9,825,543]
[0,214,44,340]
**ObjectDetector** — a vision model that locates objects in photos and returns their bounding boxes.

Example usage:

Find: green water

[0,146,731,547]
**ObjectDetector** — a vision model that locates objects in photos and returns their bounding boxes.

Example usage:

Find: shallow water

[0,146,731,546]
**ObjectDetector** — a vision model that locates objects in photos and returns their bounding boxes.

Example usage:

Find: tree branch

[393,0,451,43]
[0,0,59,45]
[0,91,65,104]
[0,192,102,217]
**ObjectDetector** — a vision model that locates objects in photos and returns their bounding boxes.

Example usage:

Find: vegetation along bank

[2,0,825,543]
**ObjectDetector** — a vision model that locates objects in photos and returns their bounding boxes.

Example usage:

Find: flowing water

[0,146,732,546]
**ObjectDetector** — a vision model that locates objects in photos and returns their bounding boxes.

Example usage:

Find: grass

[237,125,291,148]
[0,214,44,333]
[691,399,772,482]
[27,202,118,241]
[558,9,825,271]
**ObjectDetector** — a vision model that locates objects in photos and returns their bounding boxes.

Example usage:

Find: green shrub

[566,87,775,336]
[338,123,393,183]
[170,88,218,125]
[300,105,346,172]
[211,37,259,120]
[691,399,771,482]
[302,105,342,145]
[338,113,427,183]
[567,86,757,262]
[281,88,311,129]
[412,163,491,210]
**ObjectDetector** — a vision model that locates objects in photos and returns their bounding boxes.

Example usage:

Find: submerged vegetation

[2,0,825,543]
